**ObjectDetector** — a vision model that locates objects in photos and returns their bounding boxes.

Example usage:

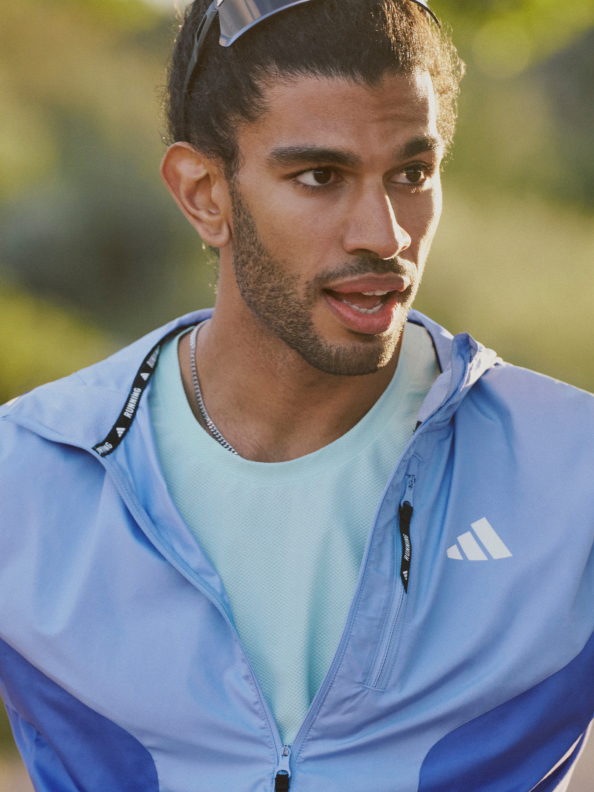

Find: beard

[229,181,420,377]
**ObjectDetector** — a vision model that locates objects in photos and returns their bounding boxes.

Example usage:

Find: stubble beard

[229,182,419,377]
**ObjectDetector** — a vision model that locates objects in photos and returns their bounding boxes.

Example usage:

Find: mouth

[322,274,411,334]
[325,288,394,315]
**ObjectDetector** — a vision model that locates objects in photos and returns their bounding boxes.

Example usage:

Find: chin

[293,333,399,377]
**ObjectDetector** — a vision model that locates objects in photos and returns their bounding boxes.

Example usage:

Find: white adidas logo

[447,518,512,561]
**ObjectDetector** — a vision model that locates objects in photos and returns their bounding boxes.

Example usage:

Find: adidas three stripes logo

[447,518,512,561]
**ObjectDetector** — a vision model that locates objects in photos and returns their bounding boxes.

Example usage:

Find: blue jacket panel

[0,637,159,792]
[1,309,594,792]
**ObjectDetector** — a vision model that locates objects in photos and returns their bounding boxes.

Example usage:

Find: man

[1,0,594,790]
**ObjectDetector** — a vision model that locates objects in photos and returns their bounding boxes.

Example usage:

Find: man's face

[227,70,443,376]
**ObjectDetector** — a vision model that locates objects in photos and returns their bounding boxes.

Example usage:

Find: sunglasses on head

[183,0,440,94]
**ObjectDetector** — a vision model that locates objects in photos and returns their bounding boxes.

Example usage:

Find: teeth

[361,290,390,296]
[342,300,383,315]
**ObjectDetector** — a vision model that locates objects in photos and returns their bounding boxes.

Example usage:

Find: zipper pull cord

[275,745,291,791]
[399,499,413,593]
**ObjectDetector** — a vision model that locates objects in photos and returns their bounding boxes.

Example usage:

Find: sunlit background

[1,0,593,788]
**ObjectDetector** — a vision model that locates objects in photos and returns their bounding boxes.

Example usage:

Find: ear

[160,142,231,249]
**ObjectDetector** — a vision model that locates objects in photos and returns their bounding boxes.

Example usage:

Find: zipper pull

[399,476,415,593]
[401,474,415,508]
[274,745,291,791]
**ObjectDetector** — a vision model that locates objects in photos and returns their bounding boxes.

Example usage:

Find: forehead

[237,71,439,161]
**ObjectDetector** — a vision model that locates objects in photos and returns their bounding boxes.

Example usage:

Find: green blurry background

[0,0,593,785]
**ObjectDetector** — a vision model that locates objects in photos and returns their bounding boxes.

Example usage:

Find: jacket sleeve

[3,702,81,792]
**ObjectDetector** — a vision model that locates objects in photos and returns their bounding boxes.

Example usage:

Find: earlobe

[160,142,231,249]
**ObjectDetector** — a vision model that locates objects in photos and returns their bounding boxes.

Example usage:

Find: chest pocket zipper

[366,475,415,691]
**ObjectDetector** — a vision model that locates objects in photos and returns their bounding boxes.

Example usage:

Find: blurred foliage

[0,0,216,346]
[0,704,17,756]
[0,0,593,404]
[418,189,594,391]
[433,0,594,63]
[0,277,114,404]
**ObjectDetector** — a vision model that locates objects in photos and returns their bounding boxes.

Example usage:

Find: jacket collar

[3,308,498,452]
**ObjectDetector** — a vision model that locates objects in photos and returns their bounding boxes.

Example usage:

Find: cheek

[412,186,442,255]
[431,184,443,226]
[254,198,340,263]
[424,194,442,247]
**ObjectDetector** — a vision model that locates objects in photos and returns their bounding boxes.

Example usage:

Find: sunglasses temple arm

[183,0,220,95]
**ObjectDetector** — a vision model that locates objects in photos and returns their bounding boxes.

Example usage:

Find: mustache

[310,256,416,290]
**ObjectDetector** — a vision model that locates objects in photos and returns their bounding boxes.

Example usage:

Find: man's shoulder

[411,310,594,432]
[464,359,594,468]
[478,358,594,417]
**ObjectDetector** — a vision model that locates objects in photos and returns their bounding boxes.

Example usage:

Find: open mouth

[321,272,411,334]
[324,288,395,315]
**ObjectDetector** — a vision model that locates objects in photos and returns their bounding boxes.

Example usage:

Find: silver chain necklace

[189,324,239,455]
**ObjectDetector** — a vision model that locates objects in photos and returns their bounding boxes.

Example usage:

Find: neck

[178,288,403,463]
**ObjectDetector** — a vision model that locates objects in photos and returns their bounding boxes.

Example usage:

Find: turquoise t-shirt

[149,320,439,745]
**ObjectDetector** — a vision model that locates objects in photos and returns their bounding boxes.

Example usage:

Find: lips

[325,274,409,296]
[322,273,410,334]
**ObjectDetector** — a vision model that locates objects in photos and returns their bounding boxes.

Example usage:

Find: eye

[393,164,431,187]
[295,168,337,187]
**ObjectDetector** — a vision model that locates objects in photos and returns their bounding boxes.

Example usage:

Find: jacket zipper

[368,474,415,690]
[274,745,291,791]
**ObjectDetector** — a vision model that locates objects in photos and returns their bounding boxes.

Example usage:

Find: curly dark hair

[165,0,464,176]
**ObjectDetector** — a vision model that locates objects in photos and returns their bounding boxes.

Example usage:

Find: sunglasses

[183,0,440,94]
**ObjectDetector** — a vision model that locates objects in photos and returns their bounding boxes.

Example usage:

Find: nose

[343,185,411,260]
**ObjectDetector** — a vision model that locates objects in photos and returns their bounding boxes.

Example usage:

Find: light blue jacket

[1,309,594,792]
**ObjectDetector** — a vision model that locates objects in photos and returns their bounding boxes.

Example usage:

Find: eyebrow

[267,146,363,170]
[396,135,444,160]
[267,135,444,171]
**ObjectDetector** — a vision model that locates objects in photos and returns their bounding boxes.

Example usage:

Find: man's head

[166,0,462,172]
[161,0,463,376]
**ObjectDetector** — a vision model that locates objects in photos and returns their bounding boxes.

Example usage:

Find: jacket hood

[1,309,499,453]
